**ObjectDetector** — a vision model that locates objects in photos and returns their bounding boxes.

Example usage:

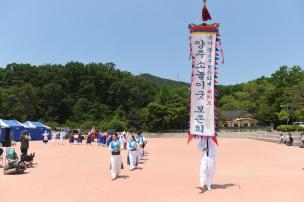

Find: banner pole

[207,137,209,157]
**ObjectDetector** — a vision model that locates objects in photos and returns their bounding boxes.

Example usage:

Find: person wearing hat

[198,137,217,192]
[109,133,123,180]
[20,131,31,156]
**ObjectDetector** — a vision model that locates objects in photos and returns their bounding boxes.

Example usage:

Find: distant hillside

[137,73,189,89]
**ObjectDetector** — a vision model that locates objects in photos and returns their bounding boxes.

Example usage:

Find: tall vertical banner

[188,24,221,143]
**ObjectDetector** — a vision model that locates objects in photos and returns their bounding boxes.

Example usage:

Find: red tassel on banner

[187,134,194,144]
[211,136,218,146]
[202,2,212,22]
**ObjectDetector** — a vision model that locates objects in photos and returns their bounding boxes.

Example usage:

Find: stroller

[20,153,36,168]
[3,148,26,175]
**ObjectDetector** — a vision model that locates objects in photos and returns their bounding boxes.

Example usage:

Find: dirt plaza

[0,138,303,202]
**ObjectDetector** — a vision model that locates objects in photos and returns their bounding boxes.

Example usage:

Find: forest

[0,62,188,132]
[0,62,303,131]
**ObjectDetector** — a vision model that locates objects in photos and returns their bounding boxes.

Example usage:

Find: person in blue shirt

[86,132,92,145]
[69,132,75,144]
[97,132,102,146]
[101,132,107,146]
[77,133,82,145]
[109,133,123,180]
[136,132,146,160]
[127,135,138,171]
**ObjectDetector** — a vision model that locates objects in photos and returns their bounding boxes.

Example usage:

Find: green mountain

[0,62,189,132]
[137,73,189,89]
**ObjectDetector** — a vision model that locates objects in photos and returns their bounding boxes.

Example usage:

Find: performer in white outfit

[59,130,65,145]
[136,133,146,160]
[52,131,57,144]
[42,131,49,144]
[198,137,217,191]
[109,133,123,180]
[127,135,138,171]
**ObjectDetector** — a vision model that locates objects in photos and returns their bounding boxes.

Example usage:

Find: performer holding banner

[198,137,217,191]
[188,0,223,192]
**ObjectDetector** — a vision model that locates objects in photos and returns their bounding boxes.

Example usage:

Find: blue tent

[0,119,29,145]
[23,121,51,141]
[5,120,28,141]
[0,119,10,144]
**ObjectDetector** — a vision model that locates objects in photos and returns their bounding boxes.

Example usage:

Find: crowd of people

[40,128,147,180]
[279,132,304,148]
[109,132,147,180]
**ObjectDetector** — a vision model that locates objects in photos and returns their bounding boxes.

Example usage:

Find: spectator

[299,133,304,148]
[20,131,31,156]
[283,133,289,144]
[279,134,284,144]
[286,133,293,146]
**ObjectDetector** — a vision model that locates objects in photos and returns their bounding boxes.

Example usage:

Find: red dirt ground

[0,138,303,202]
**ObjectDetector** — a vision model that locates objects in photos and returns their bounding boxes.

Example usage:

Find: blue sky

[0,0,303,84]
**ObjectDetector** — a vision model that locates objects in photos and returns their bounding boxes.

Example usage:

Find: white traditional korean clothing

[42,131,49,143]
[136,135,145,160]
[127,141,138,170]
[109,140,123,179]
[59,131,64,145]
[198,137,217,190]
[52,131,57,144]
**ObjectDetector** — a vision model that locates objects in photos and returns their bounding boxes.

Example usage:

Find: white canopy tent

[0,119,9,128]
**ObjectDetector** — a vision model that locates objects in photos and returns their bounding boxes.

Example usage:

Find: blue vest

[110,140,121,152]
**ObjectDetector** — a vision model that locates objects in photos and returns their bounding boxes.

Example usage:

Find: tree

[141,102,166,132]
[0,62,303,131]
[277,110,288,122]
[4,84,40,121]
[295,108,304,121]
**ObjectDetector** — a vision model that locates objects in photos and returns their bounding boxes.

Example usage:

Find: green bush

[98,118,128,132]
[297,126,304,131]
[277,125,302,132]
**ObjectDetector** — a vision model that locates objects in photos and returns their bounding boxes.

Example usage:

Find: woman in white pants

[59,130,65,145]
[52,131,57,144]
[136,133,145,160]
[198,137,217,191]
[127,135,138,171]
[109,133,123,180]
